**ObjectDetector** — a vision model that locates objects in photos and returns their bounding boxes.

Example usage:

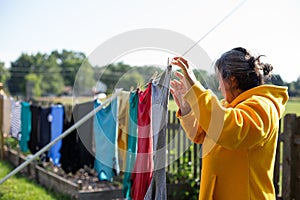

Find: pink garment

[131,83,153,200]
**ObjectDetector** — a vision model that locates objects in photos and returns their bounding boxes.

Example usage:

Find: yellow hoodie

[177,82,288,200]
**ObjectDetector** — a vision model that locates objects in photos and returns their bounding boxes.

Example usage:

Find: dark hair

[215,47,273,92]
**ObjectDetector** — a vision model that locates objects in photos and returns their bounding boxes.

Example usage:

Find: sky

[1,0,300,82]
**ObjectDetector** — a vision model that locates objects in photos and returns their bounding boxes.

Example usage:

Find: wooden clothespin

[137,82,142,90]
[167,57,172,70]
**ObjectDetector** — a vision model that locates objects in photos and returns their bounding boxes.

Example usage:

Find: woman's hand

[170,71,191,116]
[171,57,197,89]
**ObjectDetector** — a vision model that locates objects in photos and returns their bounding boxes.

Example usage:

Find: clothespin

[137,82,141,90]
[167,57,172,70]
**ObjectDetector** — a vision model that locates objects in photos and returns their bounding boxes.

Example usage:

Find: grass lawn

[0,161,70,200]
[284,97,300,116]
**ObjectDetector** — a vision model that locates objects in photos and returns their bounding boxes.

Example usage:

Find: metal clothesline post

[0,89,123,185]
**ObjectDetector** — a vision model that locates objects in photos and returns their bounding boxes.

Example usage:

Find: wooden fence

[166,111,300,200]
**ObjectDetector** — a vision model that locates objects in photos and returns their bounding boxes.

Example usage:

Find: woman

[170,47,289,200]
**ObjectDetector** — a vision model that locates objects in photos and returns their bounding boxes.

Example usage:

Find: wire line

[181,0,247,57]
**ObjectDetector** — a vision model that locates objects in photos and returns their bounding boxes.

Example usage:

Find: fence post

[292,116,300,200]
[282,114,296,200]
[273,119,281,197]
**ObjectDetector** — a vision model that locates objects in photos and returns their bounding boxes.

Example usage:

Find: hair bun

[232,47,248,55]
[262,63,273,76]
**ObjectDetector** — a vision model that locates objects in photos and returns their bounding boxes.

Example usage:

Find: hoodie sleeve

[184,82,283,150]
[176,109,206,144]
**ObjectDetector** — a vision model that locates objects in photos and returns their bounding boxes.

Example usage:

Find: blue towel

[94,98,119,182]
[48,105,64,166]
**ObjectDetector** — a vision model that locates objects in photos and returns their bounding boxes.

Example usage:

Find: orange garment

[177,82,288,200]
[118,91,130,171]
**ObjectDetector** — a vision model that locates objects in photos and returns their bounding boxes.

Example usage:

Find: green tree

[268,74,284,86]
[73,59,96,96]
[40,54,64,95]
[0,61,10,84]
[8,53,34,96]
[287,76,300,97]
[52,50,87,87]
[25,73,42,97]
[98,62,132,93]
[134,65,163,84]
[116,71,144,91]
[8,52,65,96]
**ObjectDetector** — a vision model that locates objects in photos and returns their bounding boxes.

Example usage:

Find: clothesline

[1,65,172,200]
[0,89,123,185]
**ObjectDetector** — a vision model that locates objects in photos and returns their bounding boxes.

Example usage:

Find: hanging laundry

[73,100,95,167]
[144,65,171,200]
[39,106,52,161]
[48,104,64,166]
[20,102,32,152]
[131,83,153,200]
[10,100,21,140]
[60,116,81,174]
[94,98,119,182]
[123,90,139,200]
[117,91,130,171]
[28,105,41,154]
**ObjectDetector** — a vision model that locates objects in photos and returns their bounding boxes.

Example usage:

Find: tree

[0,61,10,84]
[115,71,144,91]
[40,54,64,95]
[52,50,87,87]
[73,59,96,96]
[8,52,65,96]
[287,76,300,97]
[268,74,284,86]
[97,62,132,93]
[8,53,34,96]
[134,65,163,84]
[25,73,42,97]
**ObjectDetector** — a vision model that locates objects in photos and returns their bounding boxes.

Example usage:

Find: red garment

[131,83,153,200]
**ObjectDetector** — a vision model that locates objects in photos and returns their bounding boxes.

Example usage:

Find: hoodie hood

[228,84,289,118]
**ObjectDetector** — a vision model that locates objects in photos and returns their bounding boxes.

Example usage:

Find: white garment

[10,100,21,140]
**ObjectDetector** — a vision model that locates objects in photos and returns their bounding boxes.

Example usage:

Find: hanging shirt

[48,105,64,166]
[38,106,52,161]
[28,105,41,154]
[20,102,32,152]
[117,91,130,171]
[60,116,81,174]
[73,101,95,167]
[10,100,21,140]
[123,90,139,199]
[39,107,51,149]
[94,98,119,182]
[131,83,153,200]
[144,65,171,200]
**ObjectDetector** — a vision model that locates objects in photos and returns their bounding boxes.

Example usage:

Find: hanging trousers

[144,65,171,200]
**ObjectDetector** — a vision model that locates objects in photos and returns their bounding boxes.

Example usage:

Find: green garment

[20,102,32,152]
[123,91,138,200]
